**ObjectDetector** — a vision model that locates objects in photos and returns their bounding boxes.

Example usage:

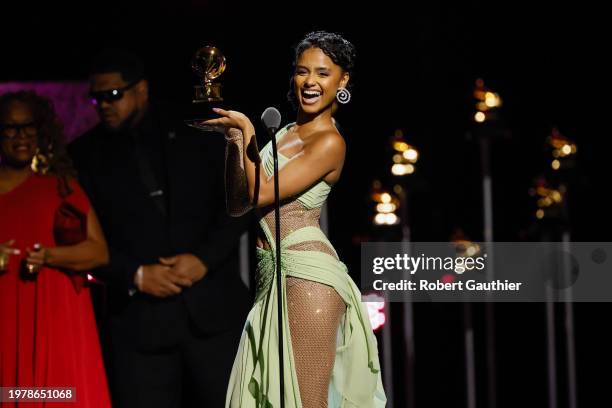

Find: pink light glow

[363,293,386,331]
[0,81,99,142]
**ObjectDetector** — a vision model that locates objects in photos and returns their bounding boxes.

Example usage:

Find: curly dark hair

[287,31,357,109]
[0,91,76,192]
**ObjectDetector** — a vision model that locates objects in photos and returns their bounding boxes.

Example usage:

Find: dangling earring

[31,145,52,175]
[336,87,351,104]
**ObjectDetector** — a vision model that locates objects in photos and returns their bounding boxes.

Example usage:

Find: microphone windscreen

[261,107,282,131]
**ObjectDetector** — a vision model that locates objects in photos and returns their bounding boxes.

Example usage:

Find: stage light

[442,273,456,283]
[393,141,409,152]
[538,197,551,207]
[547,128,577,168]
[374,213,387,225]
[370,180,383,203]
[363,293,386,332]
[485,92,501,108]
[466,245,479,257]
[530,176,565,220]
[452,239,481,258]
[377,203,397,213]
[403,148,419,163]
[385,213,399,225]
[374,213,399,226]
[562,144,572,155]
[373,188,401,226]
[390,129,419,174]
[391,164,405,176]
[392,164,416,176]
[473,79,502,123]
[392,129,410,153]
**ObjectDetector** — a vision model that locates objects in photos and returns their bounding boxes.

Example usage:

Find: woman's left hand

[201,108,254,134]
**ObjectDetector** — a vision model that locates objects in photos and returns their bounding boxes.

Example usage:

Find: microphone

[261,106,286,408]
[261,107,282,137]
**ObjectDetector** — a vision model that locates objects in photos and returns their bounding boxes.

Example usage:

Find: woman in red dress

[0,91,111,407]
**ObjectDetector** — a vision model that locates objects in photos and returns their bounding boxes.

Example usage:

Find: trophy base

[184,118,225,133]
[185,98,225,132]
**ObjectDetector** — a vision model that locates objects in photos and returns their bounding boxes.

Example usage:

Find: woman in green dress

[204,31,386,408]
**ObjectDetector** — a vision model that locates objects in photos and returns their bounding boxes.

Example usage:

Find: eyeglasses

[89,80,140,105]
[0,122,38,139]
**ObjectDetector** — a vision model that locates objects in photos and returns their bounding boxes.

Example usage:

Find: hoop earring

[336,87,351,104]
[31,147,51,175]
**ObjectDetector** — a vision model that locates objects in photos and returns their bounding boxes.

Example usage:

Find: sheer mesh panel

[259,200,338,260]
[285,240,337,258]
[287,277,346,408]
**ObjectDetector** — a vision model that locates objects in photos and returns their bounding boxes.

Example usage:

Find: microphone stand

[269,124,285,408]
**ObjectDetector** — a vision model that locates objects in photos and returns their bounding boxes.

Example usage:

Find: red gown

[0,174,111,407]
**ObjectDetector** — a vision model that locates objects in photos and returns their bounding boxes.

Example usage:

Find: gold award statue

[185,45,227,131]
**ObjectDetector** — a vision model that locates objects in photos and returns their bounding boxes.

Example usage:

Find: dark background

[2,1,610,407]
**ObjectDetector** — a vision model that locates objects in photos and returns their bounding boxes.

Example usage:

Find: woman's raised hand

[201,108,255,135]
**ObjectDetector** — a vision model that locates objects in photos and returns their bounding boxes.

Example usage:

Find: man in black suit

[68,49,251,408]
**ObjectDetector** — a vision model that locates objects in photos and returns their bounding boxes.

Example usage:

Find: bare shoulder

[308,129,346,158]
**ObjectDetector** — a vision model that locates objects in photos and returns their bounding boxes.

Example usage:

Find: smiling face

[0,101,39,168]
[293,47,349,116]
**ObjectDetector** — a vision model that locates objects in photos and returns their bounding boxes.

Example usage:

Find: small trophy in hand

[185,45,227,131]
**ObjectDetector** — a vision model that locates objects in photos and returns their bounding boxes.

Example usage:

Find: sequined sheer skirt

[286,277,345,407]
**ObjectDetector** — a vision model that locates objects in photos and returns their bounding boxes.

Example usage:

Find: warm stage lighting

[473,79,502,123]
[392,164,416,176]
[530,176,565,220]
[393,141,409,152]
[547,128,577,165]
[376,203,397,213]
[390,130,419,176]
[562,144,572,155]
[403,148,419,163]
[484,91,501,108]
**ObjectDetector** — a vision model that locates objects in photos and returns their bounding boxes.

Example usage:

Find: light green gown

[225,124,387,407]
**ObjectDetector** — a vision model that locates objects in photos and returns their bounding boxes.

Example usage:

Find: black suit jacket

[68,102,252,350]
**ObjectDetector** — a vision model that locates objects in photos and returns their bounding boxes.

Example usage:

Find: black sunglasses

[0,121,38,138]
[89,80,140,105]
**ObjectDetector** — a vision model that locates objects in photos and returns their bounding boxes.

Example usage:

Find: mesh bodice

[258,200,338,259]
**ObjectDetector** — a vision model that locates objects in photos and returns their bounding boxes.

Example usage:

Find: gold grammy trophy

[185,45,227,131]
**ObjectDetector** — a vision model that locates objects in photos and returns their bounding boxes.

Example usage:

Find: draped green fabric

[225,124,386,407]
